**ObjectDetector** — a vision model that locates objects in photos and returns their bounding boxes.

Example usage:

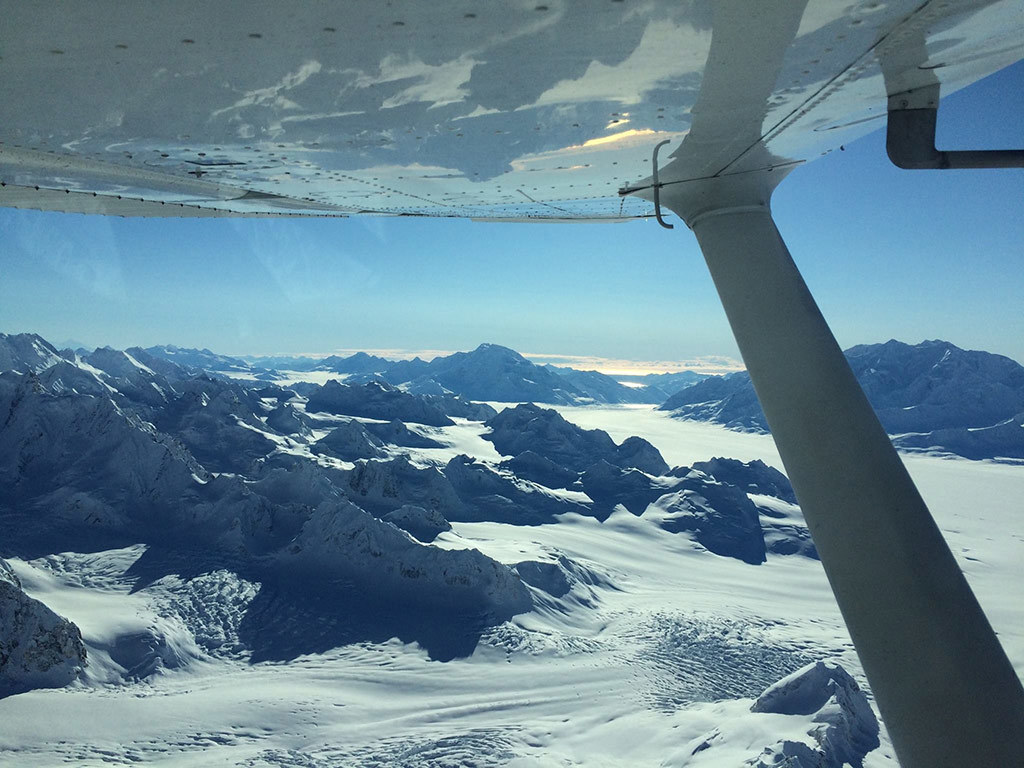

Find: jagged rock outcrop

[0,332,63,373]
[313,420,387,461]
[514,560,572,598]
[499,451,579,490]
[581,460,667,518]
[382,504,452,543]
[143,345,252,374]
[0,559,87,696]
[82,347,173,411]
[343,457,464,517]
[265,402,310,437]
[486,403,617,470]
[486,403,668,474]
[748,661,880,767]
[692,457,797,504]
[646,474,767,565]
[0,371,205,525]
[285,501,531,620]
[364,418,445,449]
[546,366,656,404]
[422,393,498,421]
[250,345,654,406]
[317,351,392,374]
[155,380,276,474]
[444,454,587,524]
[125,346,195,381]
[659,371,767,432]
[616,435,670,476]
[849,339,1024,432]
[894,411,1024,460]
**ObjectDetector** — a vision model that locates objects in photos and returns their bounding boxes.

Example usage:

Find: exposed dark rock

[691,457,797,504]
[317,351,392,374]
[266,402,310,436]
[749,660,880,768]
[659,371,766,432]
[1,559,87,696]
[383,504,452,543]
[648,475,766,565]
[423,393,498,421]
[581,460,666,518]
[485,403,617,471]
[313,420,388,461]
[0,332,63,374]
[306,380,454,427]
[156,379,277,474]
[364,419,445,449]
[894,412,1024,460]
[444,454,587,524]
[143,345,252,373]
[285,500,532,622]
[616,435,670,475]
[499,451,579,490]
[660,340,1024,460]
[343,457,464,517]
[487,404,668,475]
[515,560,572,598]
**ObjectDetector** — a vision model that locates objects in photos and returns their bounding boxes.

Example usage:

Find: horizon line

[238,345,745,376]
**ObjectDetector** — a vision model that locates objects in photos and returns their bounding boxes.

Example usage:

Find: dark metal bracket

[651,139,674,229]
[887,84,1024,170]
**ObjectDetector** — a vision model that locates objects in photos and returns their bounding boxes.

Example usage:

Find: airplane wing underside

[1,0,1021,220]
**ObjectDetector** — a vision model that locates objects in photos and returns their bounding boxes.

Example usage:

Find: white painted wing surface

[0,0,1021,219]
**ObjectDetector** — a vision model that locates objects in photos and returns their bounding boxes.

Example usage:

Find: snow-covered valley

[1,334,1022,767]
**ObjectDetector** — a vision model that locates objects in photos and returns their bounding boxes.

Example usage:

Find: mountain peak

[0,332,63,374]
[471,343,523,359]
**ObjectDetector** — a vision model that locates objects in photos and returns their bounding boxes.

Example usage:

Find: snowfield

[2,406,1021,767]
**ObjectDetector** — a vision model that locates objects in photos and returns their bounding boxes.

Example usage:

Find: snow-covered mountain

[0,338,544,672]
[177,342,674,405]
[660,339,1024,460]
[635,369,710,400]
[306,379,455,426]
[388,343,587,404]
[12,331,1021,765]
[317,350,394,374]
[0,559,86,696]
[485,403,669,475]
[143,344,254,374]
[0,332,64,373]
[544,364,659,404]
[1,334,814,670]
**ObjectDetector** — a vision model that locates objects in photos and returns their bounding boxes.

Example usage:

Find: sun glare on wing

[580,128,656,149]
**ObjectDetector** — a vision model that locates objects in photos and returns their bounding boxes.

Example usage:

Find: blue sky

[1,61,1022,371]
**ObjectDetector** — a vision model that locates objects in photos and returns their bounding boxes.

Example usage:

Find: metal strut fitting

[887,84,1024,170]
[651,139,674,229]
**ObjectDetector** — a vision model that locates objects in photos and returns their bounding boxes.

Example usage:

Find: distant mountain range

[141,342,707,405]
[4,332,1020,461]
[659,339,1024,460]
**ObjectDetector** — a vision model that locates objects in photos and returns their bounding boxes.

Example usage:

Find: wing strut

[658,172,1024,767]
